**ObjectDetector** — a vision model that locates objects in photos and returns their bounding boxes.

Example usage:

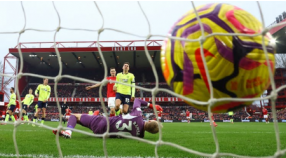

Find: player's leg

[264,115,267,123]
[9,105,16,122]
[13,109,18,122]
[1,114,4,121]
[4,109,12,122]
[22,105,28,122]
[230,116,232,123]
[61,114,66,124]
[119,104,123,114]
[158,117,161,122]
[210,113,217,127]
[54,114,81,138]
[32,108,41,126]
[33,102,42,123]
[33,102,42,126]
[115,93,123,116]
[108,97,116,117]
[122,94,131,114]
[21,109,26,123]
[41,107,46,125]
[123,104,129,115]
[54,114,95,138]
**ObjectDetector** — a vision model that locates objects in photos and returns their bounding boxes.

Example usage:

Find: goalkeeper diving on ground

[53,98,163,138]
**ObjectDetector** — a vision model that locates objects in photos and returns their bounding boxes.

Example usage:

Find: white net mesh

[1,1,286,158]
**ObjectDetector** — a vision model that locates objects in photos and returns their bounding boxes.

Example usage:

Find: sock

[25,115,29,121]
[41,118,45,124]
[11,115,15,122]
[65,130,72,135]
[115,109,120,116]
[33,116,37,123]
[67,115,77,130]
[110,113,115,117]
[5,114,9,122]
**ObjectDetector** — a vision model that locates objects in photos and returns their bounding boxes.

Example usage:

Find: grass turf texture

[0,122,285,158]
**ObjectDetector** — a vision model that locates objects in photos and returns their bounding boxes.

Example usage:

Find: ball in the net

[160,3,275,113]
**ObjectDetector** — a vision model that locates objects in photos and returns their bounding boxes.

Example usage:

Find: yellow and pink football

[161,3,275,113]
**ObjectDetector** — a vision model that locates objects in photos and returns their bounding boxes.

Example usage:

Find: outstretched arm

[133,98,162,111]
[86,83,101,90]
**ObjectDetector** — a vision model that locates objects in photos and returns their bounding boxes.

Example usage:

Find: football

[160,3,275,113]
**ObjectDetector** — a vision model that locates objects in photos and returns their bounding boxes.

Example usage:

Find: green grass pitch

[0,122,286,158]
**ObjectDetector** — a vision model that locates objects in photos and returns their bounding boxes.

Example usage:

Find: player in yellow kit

[33,78,51,126]
[228,111,234,124]
[21,88,34,122]
[1,87,16,124]
[113,62,135,115]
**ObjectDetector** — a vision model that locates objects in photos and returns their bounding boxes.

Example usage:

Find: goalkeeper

[53,98,163,138]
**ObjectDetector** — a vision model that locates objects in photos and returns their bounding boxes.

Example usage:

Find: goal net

[1,1,286,158]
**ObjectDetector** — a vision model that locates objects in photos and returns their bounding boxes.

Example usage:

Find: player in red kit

[262,107,269,124]
[65,107,72,120]
[157,110,162,122]
[186,109,191,123]
[86,67,117,117]
[1,110,6,121]
[93,110,100,116]
[210,113,217,127]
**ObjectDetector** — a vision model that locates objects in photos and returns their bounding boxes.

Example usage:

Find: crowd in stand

[24,102,286,122]
[21,83,173,98]
[19,69,286,122]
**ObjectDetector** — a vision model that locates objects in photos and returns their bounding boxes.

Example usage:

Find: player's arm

[44,86,51,102]
[86,83,101,90]
[133,98,162,111]
[35,85,40,97]
[131,74,135,101]
[28,95,34,108]
[113,73,119,91]
[21,95,26,103]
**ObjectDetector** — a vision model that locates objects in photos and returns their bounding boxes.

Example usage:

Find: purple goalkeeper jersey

[87,99,147,138]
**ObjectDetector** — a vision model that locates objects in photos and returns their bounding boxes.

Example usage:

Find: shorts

[158,117,161,120]
[116,93,131,106]
[108,97,115,108]
[22,104,28,111]
[8,105,16,112]
[264,115,268,118]
[65,115,70,119]
[2,115,5,118]
[38,101,48,108]
[186,117,190,119]
[229,115,233,118]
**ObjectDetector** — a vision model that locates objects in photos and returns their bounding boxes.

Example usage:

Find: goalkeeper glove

[148,103,162,111]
